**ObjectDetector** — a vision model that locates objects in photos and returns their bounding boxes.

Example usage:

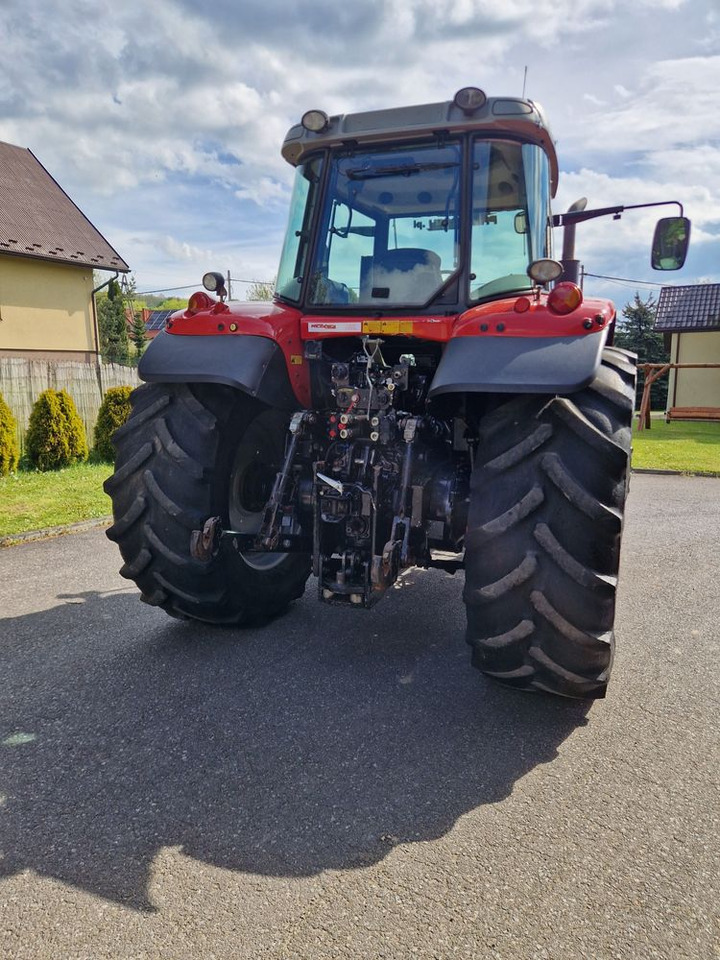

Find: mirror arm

[553,199,684,228]
[623,199,684,218]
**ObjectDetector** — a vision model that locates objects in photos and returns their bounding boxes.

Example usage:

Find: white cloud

[158,236,215,263]
[0,0,715,295]
[569,56,720,155]
[235,178,289,207]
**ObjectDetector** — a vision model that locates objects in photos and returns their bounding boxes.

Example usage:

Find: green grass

[632,419,720,475]
[0,421,717,540]
[0,462,112,537]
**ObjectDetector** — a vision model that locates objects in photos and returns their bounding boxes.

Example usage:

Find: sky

[1,0,718,309]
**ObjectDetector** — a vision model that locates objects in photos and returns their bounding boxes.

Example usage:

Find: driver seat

[363,248,442,303]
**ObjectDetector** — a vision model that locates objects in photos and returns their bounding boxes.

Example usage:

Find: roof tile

[655,284,720,332]
[0,140,129,272]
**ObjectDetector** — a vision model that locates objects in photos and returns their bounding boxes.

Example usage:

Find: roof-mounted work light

[453,87,487,114]
[301,109,330,133]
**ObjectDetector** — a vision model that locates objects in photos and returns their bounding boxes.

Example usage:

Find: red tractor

[105,88,690,699]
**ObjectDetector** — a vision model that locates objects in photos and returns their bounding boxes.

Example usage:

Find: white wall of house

[667,332,720,409]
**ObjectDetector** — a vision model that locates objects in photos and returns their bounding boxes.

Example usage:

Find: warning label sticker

[361,320,414,335]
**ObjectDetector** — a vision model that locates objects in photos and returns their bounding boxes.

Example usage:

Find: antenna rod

[522,66,528,99]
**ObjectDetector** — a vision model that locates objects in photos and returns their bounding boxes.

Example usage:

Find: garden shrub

[25,389,88,470]
[93,386,133,462]
[57,390,89,463]
[0,391,19,476]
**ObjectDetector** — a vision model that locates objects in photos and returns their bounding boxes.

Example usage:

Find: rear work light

[547,282,583,316]
[527,258,563,285]
[202,271,227,299]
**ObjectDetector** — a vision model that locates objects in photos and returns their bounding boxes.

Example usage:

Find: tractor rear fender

[428,328,609,397]
[138,330,298,409]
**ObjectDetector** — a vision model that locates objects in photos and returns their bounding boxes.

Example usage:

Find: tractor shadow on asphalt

[0,570,590,909]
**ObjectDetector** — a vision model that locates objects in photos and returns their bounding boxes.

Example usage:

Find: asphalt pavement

[0,474,718,959]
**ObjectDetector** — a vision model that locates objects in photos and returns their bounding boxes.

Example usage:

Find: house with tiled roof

[655,284,720,419]
[0,141,129,362]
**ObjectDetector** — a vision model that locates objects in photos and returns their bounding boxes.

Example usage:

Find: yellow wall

[671,332,720,408]
[0,257,96,353]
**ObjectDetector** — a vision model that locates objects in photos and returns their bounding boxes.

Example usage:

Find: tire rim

[228,411,288,571]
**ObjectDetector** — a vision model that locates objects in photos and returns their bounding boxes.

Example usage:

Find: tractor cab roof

[282,92,559,197]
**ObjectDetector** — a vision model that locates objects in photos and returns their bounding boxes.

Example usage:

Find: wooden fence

[0,358,141,452]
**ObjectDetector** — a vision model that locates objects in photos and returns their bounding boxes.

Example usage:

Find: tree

[155,297,188,310]
[120,274,147,361]
[97,278,131,365]
[143,294,188,309]
[614,293,670,410]
[129,309,147,359]
[246,279,275,301]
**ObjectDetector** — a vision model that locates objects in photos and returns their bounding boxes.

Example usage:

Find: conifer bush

[57,389,89,462]
[25,389,88,470]
[0,391,19,476]
[93,386,133,462]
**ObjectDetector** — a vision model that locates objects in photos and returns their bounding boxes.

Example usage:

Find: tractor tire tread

[464,348,636,699]
[105,383,311,625]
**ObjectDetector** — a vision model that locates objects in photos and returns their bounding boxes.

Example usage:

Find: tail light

[187,291,214,315]
[547,282,583,316]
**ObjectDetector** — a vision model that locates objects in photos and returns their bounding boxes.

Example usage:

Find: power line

[135,277,274,297]
[136,271,681,300]
[135,284,203,296]
[584,272,666,288]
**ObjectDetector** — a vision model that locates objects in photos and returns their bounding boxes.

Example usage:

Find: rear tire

[464,348,637,699]
[104,383,311,624]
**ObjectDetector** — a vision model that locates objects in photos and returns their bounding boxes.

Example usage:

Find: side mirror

[651,216,690,270]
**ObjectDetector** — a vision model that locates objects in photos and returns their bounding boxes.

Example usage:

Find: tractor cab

[275,89,556,314]
[274,88,690,314]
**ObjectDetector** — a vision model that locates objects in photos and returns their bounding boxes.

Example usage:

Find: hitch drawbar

[189,516,222,562]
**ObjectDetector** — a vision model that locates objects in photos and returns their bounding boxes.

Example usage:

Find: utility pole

[226,271,233,301]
